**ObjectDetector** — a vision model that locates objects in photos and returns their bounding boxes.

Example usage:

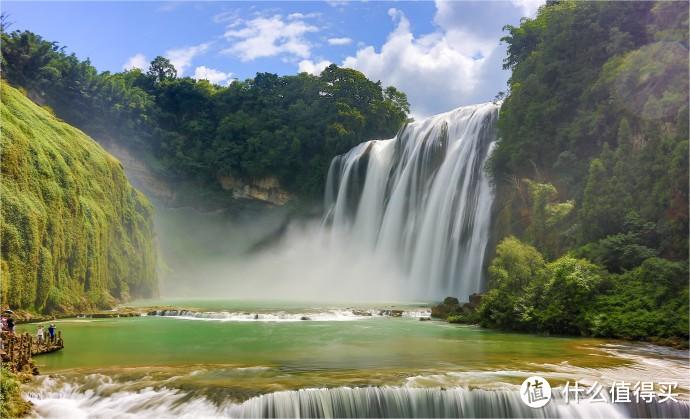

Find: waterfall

[28,377,690,419]
[323,103,499,300]
[225,387,689,419]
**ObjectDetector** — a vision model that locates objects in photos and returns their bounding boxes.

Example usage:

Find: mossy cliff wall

[1,82,157,313]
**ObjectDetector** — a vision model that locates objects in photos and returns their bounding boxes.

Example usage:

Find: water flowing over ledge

[147,308,431,322]
[323,103,499,300]
[27,376,690,419]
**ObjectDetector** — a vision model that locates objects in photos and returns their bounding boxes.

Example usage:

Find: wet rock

[431,296,462,319]
[352,310,372,317]
[443,297,460,306]
[300,316,311,321]
[468,293,483,309]
[379,310,403,317]
[419,317,431,321]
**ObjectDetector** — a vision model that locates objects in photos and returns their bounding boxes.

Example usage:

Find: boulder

[443,297,460,306]
[431,296,462,319]
[468,293,483,309]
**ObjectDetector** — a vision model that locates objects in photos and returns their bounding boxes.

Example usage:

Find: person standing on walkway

[48,323,56,343]
[37,325,45,344]
[7,316,15,335]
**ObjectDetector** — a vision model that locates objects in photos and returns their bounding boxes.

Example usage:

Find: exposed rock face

[218,175,292,206]
[99,139,293,208]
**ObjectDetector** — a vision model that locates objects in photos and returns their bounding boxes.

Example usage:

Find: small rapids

[147,308,431,322]
[26,375,690,419]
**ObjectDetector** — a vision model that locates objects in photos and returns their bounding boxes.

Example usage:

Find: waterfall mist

[323,103,499,300]
[155,103,499,302]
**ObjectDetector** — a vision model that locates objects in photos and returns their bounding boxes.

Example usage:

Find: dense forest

[476,0,689,344]
[1,82,157,313]
[0,28,409,200]
[1,1,687,345]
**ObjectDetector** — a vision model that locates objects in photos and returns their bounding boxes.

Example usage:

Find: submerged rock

[379,310,403,317]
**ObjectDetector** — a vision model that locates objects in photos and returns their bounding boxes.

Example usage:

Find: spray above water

[323,103,499,300]
[157,103,499,302]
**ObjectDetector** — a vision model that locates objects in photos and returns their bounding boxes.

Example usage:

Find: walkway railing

[0,331,63,373]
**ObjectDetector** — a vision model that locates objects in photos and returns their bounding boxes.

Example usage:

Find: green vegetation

[1,82,157,313]
[483,1,688,344]
[478,237,688,343]
[0,366,31,417]
[0,31,409,200]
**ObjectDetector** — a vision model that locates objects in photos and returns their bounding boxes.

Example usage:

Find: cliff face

[0,83,158,313]
[218,175,292,206]
[99,138,293,208]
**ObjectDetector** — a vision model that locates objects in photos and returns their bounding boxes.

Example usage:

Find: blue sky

[3,1,543,118]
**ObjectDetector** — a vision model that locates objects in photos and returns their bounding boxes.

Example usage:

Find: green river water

[17,300,690,417]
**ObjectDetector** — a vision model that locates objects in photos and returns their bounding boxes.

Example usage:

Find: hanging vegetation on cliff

[480,0,688,343]
[0,30,410,200]
[1,82,157,313]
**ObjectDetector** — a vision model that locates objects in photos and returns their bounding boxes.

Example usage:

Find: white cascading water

[27,376,690,419]
[323,103,499,300]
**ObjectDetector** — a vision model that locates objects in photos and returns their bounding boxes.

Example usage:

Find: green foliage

[536,256,602,335]
[147,56,177,83]
[492,0,688,267]
[0,82,157,313]
[478,236,547,331]
[524,180,574,258]
[478,237,685,341]
[0,31,410,200]
[0,366,31,418]
[588,258,689,340]
[485,1,687,343]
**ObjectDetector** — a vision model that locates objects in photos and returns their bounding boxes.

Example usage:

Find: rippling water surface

[20,300,690,418]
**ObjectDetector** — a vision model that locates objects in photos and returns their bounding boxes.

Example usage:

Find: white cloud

[328,37,352,46]
[122,53,148,71]
[165,43,211,75]
[511,0,544,18]
[298,59,332,75]
[342,7,505,118]
[288,12,321,20]
[193,66,235,85]
[326,0,350,7]
[213,10,240,24]
[222,14,318,61]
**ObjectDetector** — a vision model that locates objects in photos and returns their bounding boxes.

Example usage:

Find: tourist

[37,325,45,344]
[6,316,15,335]
[48,323,56,343]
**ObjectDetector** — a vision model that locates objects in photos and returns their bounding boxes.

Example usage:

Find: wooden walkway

[0,331,64,374]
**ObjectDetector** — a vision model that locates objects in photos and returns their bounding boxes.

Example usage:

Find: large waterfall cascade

[323,103,499,300]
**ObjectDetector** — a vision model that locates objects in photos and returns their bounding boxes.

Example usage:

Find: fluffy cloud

[298,59,332,75]
[511,0,544,17]
[122,53,148,71]
[193,66,234,85]
[328,37,352,46]
[222,14,318,61]
[165,43,211,75]
[342,8,505,118]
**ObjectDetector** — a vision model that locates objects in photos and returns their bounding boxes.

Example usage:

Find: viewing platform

[0,331,64,374]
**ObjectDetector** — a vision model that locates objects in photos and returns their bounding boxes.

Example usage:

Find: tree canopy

[0,31,410,201]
